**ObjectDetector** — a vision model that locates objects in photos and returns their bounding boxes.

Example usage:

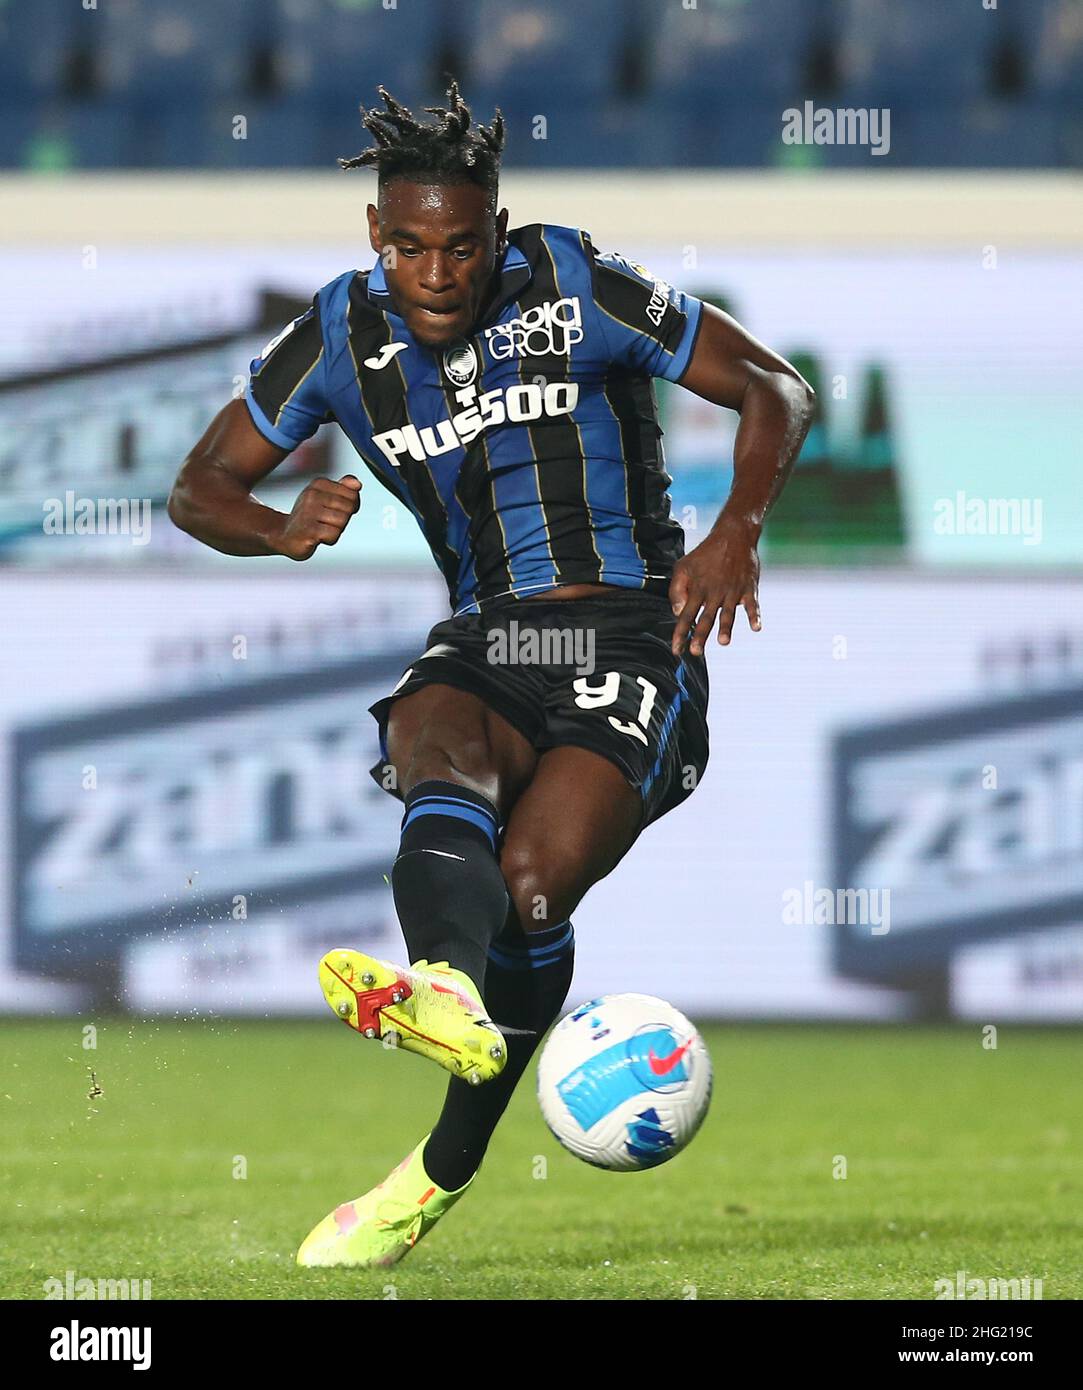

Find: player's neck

[471,265,503,331]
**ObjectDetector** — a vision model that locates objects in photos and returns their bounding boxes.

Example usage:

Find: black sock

[390,780,509,990]
[422,912,576,1191]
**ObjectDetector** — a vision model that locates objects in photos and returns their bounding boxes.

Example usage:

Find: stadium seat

[0,0,77,100]
[126,98,331,170]
[642,0,823,103]
[1029,0,1083,99]
[695,102,799,169]
[270,0,440,111]
[493,100,680,169]
[832,0,996,103]
[899,101,1061,170]
[0,100,131,171]
[97,0,264,103]
[461,0,629,110]
[202,99,327,169]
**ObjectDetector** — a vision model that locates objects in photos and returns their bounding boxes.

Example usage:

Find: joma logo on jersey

[372,381,580,467]
[484,296,584,361]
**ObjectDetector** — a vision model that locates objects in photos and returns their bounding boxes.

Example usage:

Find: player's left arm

[670,305,815,656]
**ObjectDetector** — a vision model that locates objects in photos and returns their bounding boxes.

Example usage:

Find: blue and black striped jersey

[246,223,703,615]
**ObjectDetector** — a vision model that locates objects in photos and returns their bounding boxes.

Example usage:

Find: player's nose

[419,251,456,291]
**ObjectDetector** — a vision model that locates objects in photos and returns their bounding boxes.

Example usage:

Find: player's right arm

[168,399,361,560]
[168,301,361,560]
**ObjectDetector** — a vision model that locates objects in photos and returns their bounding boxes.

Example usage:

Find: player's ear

[495,206,509,250]
[366,204,381,255]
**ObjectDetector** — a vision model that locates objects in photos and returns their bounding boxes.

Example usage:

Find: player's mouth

[415,303,462,324]
[410,302,468,344]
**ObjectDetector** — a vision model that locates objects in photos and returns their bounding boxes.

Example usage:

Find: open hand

[669,516,762,657]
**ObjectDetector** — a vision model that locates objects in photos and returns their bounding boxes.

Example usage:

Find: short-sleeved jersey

[246,223,703,615]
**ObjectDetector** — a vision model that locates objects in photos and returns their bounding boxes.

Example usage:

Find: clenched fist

[276,475,363,560]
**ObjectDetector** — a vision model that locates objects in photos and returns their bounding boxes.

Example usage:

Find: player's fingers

[669,567,689,617]
[716,595,739,646]
[312,522,345,546]
[307,484,360,514]
[672,593,704,656]
[312,497,356,523]
[320,479,363,508]
[689,600,719,657]
[312,513,352,538]
[742,592,762,633]
[309,476,361,504]
[331,477,363,512]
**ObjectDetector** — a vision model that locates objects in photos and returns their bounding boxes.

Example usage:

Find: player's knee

[404,727,497,796]
[500,847,576,932]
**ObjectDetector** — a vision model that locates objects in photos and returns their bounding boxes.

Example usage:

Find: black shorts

[368,589,710,831]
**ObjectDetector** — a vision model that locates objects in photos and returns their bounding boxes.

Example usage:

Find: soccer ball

[536,993,712,1172]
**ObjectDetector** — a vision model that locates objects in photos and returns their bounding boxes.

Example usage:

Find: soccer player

[168,84,814,1268]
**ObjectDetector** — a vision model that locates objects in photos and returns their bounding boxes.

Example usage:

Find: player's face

[368,180,508,348]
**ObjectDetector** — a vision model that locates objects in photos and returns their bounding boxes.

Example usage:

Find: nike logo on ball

[647,1039,694,1075]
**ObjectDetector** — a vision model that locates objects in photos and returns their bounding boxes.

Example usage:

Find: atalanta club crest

[442,341,479,387]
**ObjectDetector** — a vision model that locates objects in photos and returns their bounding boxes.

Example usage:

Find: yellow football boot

[317,949,507,1085]
[297,1133,474,1268]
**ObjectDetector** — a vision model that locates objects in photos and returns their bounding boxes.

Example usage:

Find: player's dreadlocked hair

[339,82,505,202]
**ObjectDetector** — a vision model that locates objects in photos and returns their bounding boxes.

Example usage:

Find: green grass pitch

[2,1019,1079,1300]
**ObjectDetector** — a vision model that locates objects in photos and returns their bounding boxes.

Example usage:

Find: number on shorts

[572,672,659,746]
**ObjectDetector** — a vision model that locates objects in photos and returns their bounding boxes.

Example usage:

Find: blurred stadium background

[4,0,1083,170]
[1,0,1081,1031]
